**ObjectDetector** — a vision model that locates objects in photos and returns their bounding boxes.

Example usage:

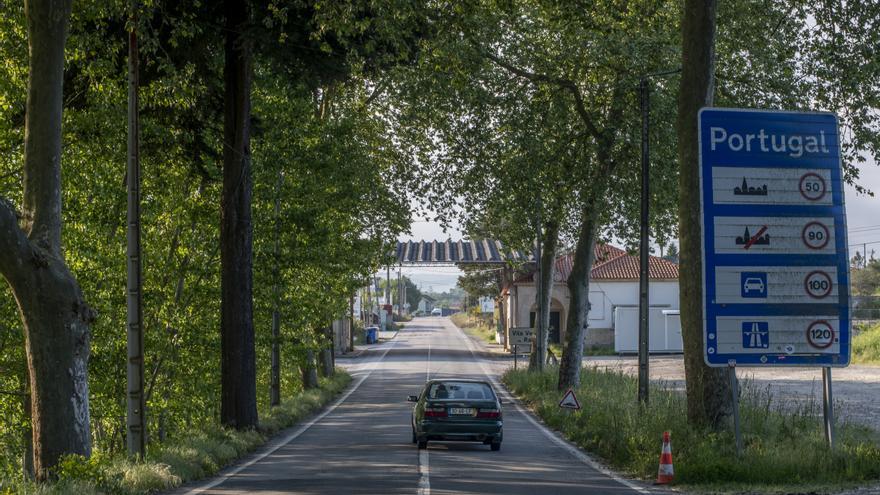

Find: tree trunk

[302,350,319,389]
[21,375,33,480]
[0,0,95,479]
[558,206,601,390]
[530,218,560,370]
[320,326,334,377]
[677,0,733,428]
[220,0,257,429]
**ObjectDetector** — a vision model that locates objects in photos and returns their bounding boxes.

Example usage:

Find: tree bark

[0,0,94,479]
[677,0,733,428]
[320,326,334,377]
[220,0,258,429]
[558,205,601,390]
[301,350,319,389]
[530,218,560,370]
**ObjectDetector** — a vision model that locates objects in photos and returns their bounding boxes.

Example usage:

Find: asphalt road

[175,317,653,495]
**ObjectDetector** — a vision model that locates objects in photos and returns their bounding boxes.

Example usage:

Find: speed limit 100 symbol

[806,320,835,349]
[799,172,827,201]
[804,270,833,299]
[802,221,830,250]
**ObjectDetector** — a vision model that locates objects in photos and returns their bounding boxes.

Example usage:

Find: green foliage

[853,324,880,365]
[2,371,350,494]
[450,312,495,344]
[504,367,880,490]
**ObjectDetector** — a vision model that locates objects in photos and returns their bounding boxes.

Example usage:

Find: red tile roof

[590,253,679,280]
[513,244,678,284]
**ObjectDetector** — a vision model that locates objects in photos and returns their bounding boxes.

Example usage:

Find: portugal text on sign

[699,108,850,367]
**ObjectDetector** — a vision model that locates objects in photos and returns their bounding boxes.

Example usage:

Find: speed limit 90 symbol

[799,172,827,201]
[802,221,830,250]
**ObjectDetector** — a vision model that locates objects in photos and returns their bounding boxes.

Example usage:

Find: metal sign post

[699,109,850,450]
[822,367,835,449]
[729,364,742,456]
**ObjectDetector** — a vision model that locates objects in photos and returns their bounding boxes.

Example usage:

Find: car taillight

[425,407,447,418]
[477,409,501,419]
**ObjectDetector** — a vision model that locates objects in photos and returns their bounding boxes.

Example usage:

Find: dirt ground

[581,355,880,431]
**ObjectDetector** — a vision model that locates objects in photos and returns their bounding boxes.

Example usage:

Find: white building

[501,245,682,352]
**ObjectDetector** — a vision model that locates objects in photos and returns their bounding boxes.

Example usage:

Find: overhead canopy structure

[394,239,534,265]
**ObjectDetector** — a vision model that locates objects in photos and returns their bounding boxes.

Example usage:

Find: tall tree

[677,0,732,428]
[220,0,258,429]
[0,0,94,478]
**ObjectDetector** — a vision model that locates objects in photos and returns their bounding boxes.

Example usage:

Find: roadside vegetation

[853,323,880,365]
[451,312,497,345]
[0,372,351,495]
[503,367,880,492]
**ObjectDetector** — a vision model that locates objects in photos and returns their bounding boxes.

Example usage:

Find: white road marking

[418,335,431,495]
[418,449,430,495]
[184,338,399,495]
[449,321,652,495]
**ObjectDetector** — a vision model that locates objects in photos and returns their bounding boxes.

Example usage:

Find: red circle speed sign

[806,320,835,349]
[802,221,830,250]
[804,270,833,299]
[799,172,827,201]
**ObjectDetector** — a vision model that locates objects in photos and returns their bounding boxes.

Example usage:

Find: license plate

[449,407,475,416]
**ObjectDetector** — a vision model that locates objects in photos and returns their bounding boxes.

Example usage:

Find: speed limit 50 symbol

[799,172,827,201]
[806,320,835,349]
[804,270,833,299]
[802,221,830,250]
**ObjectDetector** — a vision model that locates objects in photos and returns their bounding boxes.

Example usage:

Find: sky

[385,159,880,294]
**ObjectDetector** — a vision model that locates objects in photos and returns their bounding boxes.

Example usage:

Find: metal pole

[638,77,650,404]
[270,170,282,407]
[126,0,145,458]
[729,365,742,456]
[514,345,517,370]
[823,367,835,449]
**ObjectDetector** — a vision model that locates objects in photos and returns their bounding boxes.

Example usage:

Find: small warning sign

[558,389,581,410]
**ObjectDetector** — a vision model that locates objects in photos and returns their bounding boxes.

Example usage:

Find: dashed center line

[418,337,431,495]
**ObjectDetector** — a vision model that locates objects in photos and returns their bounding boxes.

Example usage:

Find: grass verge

[450,313,496,344]
[853,323,880,365]
[2,370,351,495]
[503,367,880,493]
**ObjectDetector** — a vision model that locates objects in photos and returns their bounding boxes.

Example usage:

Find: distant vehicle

[743,278,765,293]
[431,308,442,316]
[408,379,503,451]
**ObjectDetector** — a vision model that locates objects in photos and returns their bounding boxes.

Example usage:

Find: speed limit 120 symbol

[802,221,830,250]
[799,172,827,201]
[806,320,835,349]
[804,270,833,299]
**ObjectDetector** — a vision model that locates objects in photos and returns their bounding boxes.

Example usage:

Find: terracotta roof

[590,253,679,280]
[513,244,678,284]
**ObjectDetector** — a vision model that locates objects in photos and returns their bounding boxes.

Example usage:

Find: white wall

[588,280,680,330]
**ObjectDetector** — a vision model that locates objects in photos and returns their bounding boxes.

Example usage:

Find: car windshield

[427,381,495,401]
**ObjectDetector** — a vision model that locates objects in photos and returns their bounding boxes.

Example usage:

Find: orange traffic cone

[656,431,674,485]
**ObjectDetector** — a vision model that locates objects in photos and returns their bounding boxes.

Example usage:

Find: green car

[408,379,503,451]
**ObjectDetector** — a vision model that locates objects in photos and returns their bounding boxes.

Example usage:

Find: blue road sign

[700,108,850,367]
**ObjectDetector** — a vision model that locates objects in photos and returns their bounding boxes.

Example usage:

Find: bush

[5,370,352,495]
[853,323,880,364]
[504,367,880,492]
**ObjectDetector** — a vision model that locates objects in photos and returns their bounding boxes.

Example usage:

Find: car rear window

[427,381,495,400]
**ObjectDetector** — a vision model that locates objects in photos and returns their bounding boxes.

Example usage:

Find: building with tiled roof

[500,244,683,353]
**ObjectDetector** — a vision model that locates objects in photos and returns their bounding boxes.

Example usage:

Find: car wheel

[411,427,417,444]
[417,440,428,450]
[490,441,501,452]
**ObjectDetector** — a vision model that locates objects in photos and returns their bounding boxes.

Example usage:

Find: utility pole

[638,76,650,405]
[126,0,146,458]
[270,170,282,407]
[638,68,680,405]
